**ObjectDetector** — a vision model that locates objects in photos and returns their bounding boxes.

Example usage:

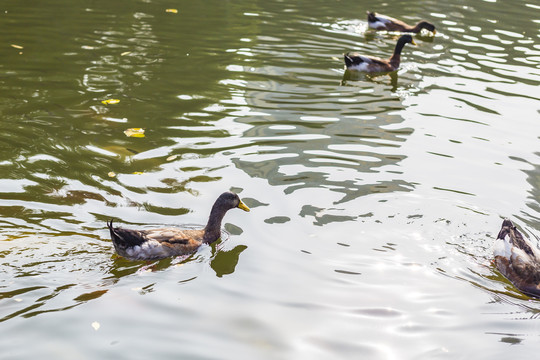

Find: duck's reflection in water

[341,69,399,91]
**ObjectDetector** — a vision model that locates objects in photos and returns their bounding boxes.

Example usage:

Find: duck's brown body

[344,54,399,73]
[494,219,540,297]
[367,11,436,33]
[107,222,206,260]
[344,35,415,73]
[107,192,250,260]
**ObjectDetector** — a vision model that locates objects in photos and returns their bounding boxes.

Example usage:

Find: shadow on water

[211,245,248,277]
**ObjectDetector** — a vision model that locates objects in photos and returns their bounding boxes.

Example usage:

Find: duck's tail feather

[107,219,145,250]
[367,11,378,23]
[344,53,362,68]
[498,219,537,257]
[497,219,514,240]
[107,219,115,240]
[344,53,353,68]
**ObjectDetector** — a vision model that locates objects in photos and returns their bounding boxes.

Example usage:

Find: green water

[1,0,540,358]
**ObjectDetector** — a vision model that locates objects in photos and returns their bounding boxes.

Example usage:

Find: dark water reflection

[1,0,540,358]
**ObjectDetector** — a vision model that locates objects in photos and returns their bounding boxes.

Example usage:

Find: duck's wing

[344,53,389,71]
[136,228,204,257]
[507,248,540,297]
[508,224,540,283]
[142,228,203,246]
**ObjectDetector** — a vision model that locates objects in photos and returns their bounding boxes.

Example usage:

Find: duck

[493,219,540,297]
[107,191,250,260]
[344,34,415,73]
[367,11,436,34]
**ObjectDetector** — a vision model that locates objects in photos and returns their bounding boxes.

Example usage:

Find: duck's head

[418,21,436,33]
[217,191,250,212]
[399,34,416,46]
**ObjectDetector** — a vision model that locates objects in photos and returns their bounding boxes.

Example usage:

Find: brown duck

[107,191,250,260]
[344,34,415,73]
[367,11,436,34]
[494,219,540,297]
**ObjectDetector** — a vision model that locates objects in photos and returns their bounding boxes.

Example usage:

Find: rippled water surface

[2,0,540,358]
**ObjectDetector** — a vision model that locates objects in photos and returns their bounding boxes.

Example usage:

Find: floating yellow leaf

[166,155,178,161]
[108,172,116,178]
[132,171,145,175]
[124,128,145,137]
[166,8,178,13]
[11,44,23,49]
[120,51,131,56]
[101,99,120,105]
[91,321,100,331]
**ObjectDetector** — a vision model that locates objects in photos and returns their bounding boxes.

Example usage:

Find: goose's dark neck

[203,201,228,243]
[389,39,407,67]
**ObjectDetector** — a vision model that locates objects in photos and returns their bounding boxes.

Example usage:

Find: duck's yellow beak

[411,39,417,46]
[237,200,250,212]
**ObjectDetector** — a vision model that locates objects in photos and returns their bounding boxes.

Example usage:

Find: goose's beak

[237,200,250,212]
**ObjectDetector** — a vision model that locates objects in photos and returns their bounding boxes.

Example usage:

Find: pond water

[1,0,540,358]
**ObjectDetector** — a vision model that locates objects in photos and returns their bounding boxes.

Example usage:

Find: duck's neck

[411,23,423,33]
[389,40,406,68]
[203,202,228,244]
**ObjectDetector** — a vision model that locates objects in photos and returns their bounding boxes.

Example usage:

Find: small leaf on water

[120,51,131,56]
[11,44,23,49]
[166,8,178,13]
[132,171,145,175]
[108,172,116,178]
[91,321,100,331]
[166,155,178,161]
[124,128,145,138]
[14,298,22,302]
[101,99,120,105]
